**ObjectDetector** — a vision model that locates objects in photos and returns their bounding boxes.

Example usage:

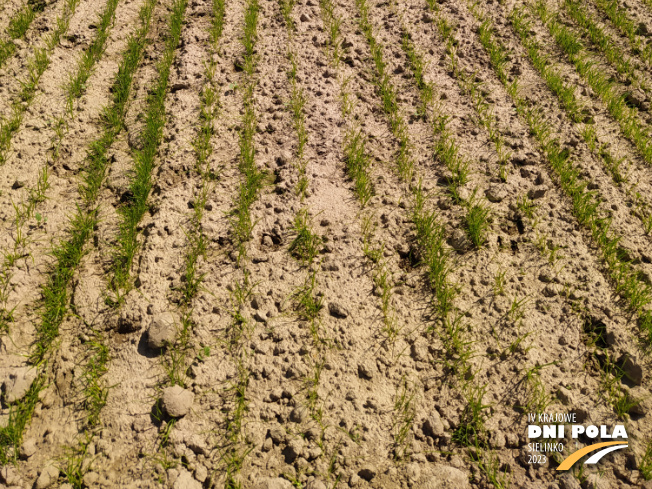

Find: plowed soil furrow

[3,0,652,486]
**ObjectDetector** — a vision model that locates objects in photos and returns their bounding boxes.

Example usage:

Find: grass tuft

[289,209,322,264]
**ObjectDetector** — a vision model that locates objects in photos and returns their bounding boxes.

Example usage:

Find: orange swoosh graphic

[557,441,628,470]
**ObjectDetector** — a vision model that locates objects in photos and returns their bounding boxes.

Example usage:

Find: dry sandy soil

[1,0,652,486]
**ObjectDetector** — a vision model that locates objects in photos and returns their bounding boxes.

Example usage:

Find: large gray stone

[146,312,177,349]
[161,385,194,418]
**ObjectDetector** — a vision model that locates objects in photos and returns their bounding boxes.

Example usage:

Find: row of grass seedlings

[110,0,188,300]
[384,10,467,346]
[0,0,83,165]
[355,0,449,337]
[181,0,224,307]
[288,210,332,460]
[469,3,652,345]
[507,6,652,233]
[231,0,264,266]
[338,98,398,348]
[355,0,414,182]
[0,0,122,333]
[60,332,110,488]
[559,0,652,134]
[335,7,401,346]
[0,0,46,67]
[402,7,500,352]
[280,0,310,199]
[536,255,646,461]
[356,0,496,467]
[495,203,554,413]
[277,0,328,362]
[0,167,50,333]
[280,0,358,476]
[390,14,466,337]
[396,5,512,483]
[483,2,648,424]
[318,0,378,211]
[148,0,225,478]
[402,3,493,251]
[0,0,123,336]
[426,13,515,260]
[531,1,652,167]
[338,1,421,461]
[314,0,414,473]
[561,0,644,87]
[361,211,402,346]
[318,0,342,64]
[591,0,652,64]
[327,1,437,472]
[0,0,159,468]
[216,0,262,485]
[355,0,472,373]
[0,0,80,324]
[528,1,652,233]
[420,2,513,182]
[52,0,122,158]
[291,0,396,466]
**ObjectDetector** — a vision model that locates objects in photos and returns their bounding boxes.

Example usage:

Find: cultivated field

[1,0,652,486]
